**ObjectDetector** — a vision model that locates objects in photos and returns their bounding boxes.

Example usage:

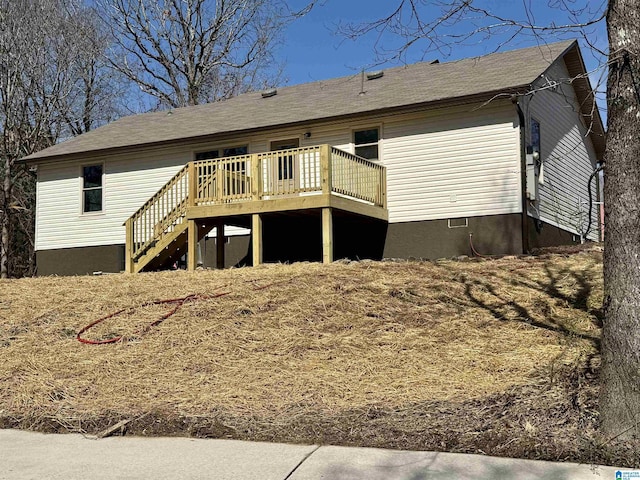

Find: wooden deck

[124,144,387,273]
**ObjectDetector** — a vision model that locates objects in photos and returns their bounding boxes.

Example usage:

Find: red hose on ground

[469,233,489,258]
[76,276,302,345]
[76,292,230,345]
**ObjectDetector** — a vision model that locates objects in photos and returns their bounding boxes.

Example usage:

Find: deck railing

[331,147,386,206]
[190,144,385,205]
[194,154,253,204]
[258,145,324,197]
[125,145,386,269]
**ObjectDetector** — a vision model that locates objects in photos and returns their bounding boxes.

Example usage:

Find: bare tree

[0,0,121,277]
[338,0,639,440]
[0,0,59,278]
[100,0,299,108]
[55,6,128,136]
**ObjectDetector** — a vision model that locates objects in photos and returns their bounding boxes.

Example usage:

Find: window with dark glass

[195,146,249,196]
[195,150,220,161]
[222,146,248,157]
[270,139,299,181]
[195,145,248,161]
[354,128,379,161]
[82,165,103,213]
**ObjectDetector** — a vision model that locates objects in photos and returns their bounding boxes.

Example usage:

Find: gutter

[512,95,530,254]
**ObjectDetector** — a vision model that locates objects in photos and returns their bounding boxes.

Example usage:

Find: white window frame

[269,135,302,151]
[352,125,382,162]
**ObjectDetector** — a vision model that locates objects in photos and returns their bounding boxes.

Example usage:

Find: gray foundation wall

[383,214,524,259]
[527,217,581,249]
[35,213,586,276]
[37,244,126,276]
[201,235,251,268]
[35,237,251,276]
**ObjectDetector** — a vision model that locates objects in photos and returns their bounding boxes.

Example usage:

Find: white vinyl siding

[35,103,520,251]
[265,107,521,224]
[383,103,521,223]
[35,127,352,251]
[526,59,600,240]
[36,147,190,251]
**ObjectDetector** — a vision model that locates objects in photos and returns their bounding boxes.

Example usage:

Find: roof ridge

[151,39,578,114]
[24,39,583,162]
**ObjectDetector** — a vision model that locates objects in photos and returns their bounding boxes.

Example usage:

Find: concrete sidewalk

[0,429,622,480]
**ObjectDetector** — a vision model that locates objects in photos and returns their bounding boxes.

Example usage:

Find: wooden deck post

[381,166,388,209]
[216,222,225,269]
[216,163,224,201]
[321,144,332,196]
[188,162,197,207]
[124,218,134,273]
[187,219,198,271]
[252,213,263,266]
[322,207,333,264]
[251,153,261,201]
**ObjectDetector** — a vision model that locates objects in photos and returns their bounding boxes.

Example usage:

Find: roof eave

[536,40,606,161]
[20,88,527,165]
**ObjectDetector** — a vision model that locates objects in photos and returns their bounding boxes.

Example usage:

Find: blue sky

[279,0,608,106]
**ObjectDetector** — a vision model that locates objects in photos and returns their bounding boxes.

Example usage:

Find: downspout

[597,165,604,242]
[511,95,530,254]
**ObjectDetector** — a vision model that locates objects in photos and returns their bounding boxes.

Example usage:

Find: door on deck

[270,138,300,194]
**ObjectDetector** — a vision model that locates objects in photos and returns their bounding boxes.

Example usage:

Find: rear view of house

[23,40,604,276]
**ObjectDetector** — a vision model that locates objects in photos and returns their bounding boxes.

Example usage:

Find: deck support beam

[187,219,198,271]
[322,207,333,264]
[216,222,225,269]
[187,162,197,206]
[125,218,134,273]
[252,214,263,266]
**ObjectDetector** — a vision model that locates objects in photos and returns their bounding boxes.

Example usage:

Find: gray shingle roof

[25,40,583,161]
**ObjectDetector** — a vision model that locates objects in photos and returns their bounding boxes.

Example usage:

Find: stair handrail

[128,163,190,222]
[125,163,191,261]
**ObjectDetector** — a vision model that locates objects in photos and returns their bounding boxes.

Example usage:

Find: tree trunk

[601,0,640,439]
[1,156,10,278]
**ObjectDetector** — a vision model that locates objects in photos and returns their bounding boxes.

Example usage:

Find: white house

[23,39,604,275]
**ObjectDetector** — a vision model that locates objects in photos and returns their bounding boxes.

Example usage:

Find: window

[270,139,299,181]
[195,146,249,197]
[82,165,103,213]
[354,128,379,161]
[530,119,541,156]
[194,145,248,160]
[222,146,248,157]
[195,150,219,161]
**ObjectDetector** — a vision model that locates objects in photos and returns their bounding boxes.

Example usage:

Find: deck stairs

[125,164,195,273]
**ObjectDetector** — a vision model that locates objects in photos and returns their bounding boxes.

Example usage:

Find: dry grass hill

[0,244,637,466]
